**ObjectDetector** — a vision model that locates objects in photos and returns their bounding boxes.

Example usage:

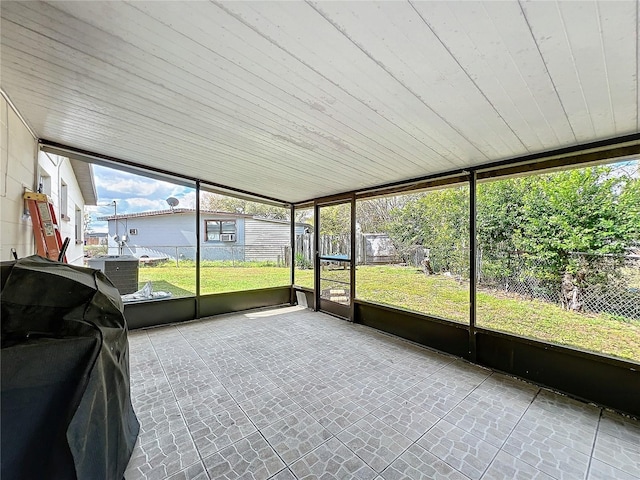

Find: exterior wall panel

[0,97,37,262]
[244,218,290,262]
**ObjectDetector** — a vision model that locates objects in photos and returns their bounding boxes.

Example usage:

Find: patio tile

[417,420,498,480]
[340,382,397,412]
[131,382,177,411]
[470,374,538,403]
[598,410,640,445]
[290,437,377,480]
[402,379,472,419]
[203,431,285,480]
[519,390,599,455]
[256,362,306,383]
[268,468,297,480]
[190,404,257,459]
[136,402,188,446]
[160,356,208,371]
[482,451,555,480]
[171,375,224,400]
[153,344,197,358]
[380,444,470,480]
[190,341,237,356]
[587,458,640,480]
[305,363,357,388]
[131,376,172,398]
[502,423,590,480]
[592,431,640,478]
[203,354,260,378]
[238,387,302,429]
[438,360,492,386]
[177,386,237,425]
[336,415,412,473]
[221,371,279,403]
[126,307,640,480]
[532,389,599,416]
[371,396,439,441]
[261,410,332,464]
[124,427,200,480]
[514,411,596,456]
[443,387,533,448]
[397,349,454,375]
[130,359,164,377]
[371,364,421,395]
[278,375,342,408]
[165,462,210,480]
[304,391,369,434]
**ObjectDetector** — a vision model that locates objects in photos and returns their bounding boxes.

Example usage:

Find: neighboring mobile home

[99,208,310,263]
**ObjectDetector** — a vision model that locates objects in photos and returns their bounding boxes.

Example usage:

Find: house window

[39,171,51,195]
[206,220,236,241]
[75,206,82,244]
[60,181,68,219]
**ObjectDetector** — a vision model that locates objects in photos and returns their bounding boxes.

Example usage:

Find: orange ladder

[24,192,68,262]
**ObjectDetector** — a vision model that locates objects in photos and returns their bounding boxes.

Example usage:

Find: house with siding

[98,208,309,263]
[1,95,97,265]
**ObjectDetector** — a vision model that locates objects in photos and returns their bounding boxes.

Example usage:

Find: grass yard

[138,263,640,362]
[138,264,290,295]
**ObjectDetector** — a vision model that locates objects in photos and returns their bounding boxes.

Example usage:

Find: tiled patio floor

[125,306,640,480]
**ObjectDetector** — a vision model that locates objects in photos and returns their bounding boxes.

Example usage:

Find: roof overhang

[69,158,97,206]
[2,1,638,203]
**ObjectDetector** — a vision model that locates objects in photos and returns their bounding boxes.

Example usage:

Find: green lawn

[138,263,640,362]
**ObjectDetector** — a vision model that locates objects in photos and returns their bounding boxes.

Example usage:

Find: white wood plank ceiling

[1,1,638,203]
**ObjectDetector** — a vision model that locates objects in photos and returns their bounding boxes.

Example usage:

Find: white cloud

[92,165,196,214]
[178,191,197,209]
[95,176,172,196]
[124,198,168,211]
[94,165,179,196]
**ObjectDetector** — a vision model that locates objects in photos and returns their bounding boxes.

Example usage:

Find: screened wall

[84,161,292,304]
[43,141,640,416]
[355,184,470,325]
[198,187,291,295]
[88,154,639,365]
[89,164,197,301]
[476,159,640,363]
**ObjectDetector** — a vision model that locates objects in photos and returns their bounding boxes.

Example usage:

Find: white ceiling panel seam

[309,0,525,159]
[5,0,456,171]
[213,1,474,163]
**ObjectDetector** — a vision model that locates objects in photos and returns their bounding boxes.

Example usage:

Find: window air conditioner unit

[220,233,236,242]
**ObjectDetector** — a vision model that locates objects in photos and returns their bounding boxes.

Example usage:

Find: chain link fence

[115,244,291,267]
[478,251,640,320]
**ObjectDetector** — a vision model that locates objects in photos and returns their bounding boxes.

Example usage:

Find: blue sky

[87,165,195,233]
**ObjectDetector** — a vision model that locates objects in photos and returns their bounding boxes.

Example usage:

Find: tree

[473,164,639,310]
[83,210,92,235]
[318,203,351,235]
[476,178,531,282]
[356,195,416,233]
[515,165,639,310]
[201,193,289,220]
[386,187,469,275]
[377,162,639,311]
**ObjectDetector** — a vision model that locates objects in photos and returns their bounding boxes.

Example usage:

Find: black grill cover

[1,256,139,480]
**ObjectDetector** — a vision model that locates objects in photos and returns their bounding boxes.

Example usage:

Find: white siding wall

[244,218,290,262]
[38,151,86,265]
[0,96,37,261]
